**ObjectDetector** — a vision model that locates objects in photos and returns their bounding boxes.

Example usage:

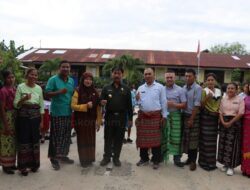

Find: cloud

[0,0,250,51]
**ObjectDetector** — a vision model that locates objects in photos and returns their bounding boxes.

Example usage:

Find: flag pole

[197,40,200,82]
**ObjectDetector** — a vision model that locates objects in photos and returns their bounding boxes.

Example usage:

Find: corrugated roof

[18,48,250,69]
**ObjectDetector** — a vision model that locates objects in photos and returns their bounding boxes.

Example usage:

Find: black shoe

[189,162,197,171]
[50,159,60,170]
[40,138,45,144]
[174,161,185,168]
[123,138,127,144]
[100,158,110,166]
[61,157,74,164]
[136,160,149,166]
[127,138,133,143]
[113,159,121,167]
[21,170,28,176]
[10,166,17,170]
[31,167,39,173]
[3,167,15,175]
[153,163,159,170]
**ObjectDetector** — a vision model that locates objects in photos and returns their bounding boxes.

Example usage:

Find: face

[165,72,175,87]
[83,77,93,87]
[185,72,195,85]
[144,69,154,84]
[112,70,123,83]
[59,62,70,76]
[226,84,237,97]
[5,73,15,86]
[206,76,216,88]
[243,84,248,93]
[27,69,38,84]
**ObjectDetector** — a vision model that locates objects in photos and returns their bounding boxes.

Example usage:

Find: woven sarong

[162,111,182,161]
[241,115,250,175]
[182,113,200,153]
[218,116,242,168]
[198,109,218,169]
[0,110,16,167]
[136,111,162,148]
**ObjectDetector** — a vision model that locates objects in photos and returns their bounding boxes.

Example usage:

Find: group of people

[0,60,250,179]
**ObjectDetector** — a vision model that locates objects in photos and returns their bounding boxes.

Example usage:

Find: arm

[45,77,66,98]
[127,88,133,122]
[188,86,202,127]
[13,85,29,108]
[160,86,167,118]
[0,91,8,130]
[71,91,88,112]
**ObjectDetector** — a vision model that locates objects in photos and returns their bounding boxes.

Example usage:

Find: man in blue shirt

[45,60,74,170]
[182,69,202,171]
[136,68,167,170]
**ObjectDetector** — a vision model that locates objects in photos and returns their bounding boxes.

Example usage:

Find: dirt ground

[0,114,250,190]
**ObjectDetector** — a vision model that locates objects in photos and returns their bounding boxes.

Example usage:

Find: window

[231,56,240,60]
[53,50,67,54]
[101,54,115,59]
[89,54,98,58]
[35,50,49,54]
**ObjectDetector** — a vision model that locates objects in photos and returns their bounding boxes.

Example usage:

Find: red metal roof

[18,48,250,69]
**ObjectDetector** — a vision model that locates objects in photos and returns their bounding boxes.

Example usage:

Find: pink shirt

[0,86,16,110]
[219,95,245,116]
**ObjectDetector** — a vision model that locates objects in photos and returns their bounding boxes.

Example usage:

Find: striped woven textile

[182,113,200,153]
[241,114,250,175]
[162,111,182,161]
[218,116,242,168]
[198,109,219,169]
[136,111,162,148]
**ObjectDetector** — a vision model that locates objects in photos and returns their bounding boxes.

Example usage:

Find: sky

[1,0,250,52]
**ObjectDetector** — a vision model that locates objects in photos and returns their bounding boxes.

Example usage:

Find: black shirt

[101,82,133,121]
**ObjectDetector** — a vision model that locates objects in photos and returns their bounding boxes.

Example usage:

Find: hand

[23,93,31,101]
[161,118,166,128]
[167,101,176,108]
[101,100,107,106]
[40,121,44,129]
[224,122,232,128]
[60,88,67,94]
[187,118,194,128]
[207,91,213,98]
[87,101,93,109]
[135,92,140,101]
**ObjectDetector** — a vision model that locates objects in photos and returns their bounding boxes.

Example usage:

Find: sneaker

[50,159,60,170]
[61,157,74,164]
[100,158,110,166]
[136,160,149,167]
[113,159,121,167]
[153,163,159,170]
[226,168,234,176]
[127,138,133,143]
[174,161,185,168]
[220,166,227,172]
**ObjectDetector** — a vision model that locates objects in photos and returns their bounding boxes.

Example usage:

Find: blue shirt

[166,84,187,112]
[183,82,202,114]
[45,75,74,116]
[137,81,167,118]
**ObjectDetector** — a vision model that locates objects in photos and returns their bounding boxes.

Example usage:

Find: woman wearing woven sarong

[198,73,221,171]
[0,70,16,175]
[218,82,244,176]
[14,68,44,176]
[71,72,102,168]
[241,83,250,177]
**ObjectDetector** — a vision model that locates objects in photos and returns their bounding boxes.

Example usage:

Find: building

[17,48,250,84]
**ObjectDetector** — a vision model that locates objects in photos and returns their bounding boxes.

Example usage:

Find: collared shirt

[183,82,202,114]
[45,75,74,116]
[137,81,167,118]
[100,82,133,121]
[220,95,245,116]
[166,84,186,112]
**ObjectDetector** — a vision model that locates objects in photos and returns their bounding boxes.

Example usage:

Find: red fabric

[0,86,16,110]
[136,111,162,148]
[41,109,50,133]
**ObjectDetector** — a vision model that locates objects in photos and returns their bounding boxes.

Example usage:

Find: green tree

[210,42,249,55]
[102,54,145,86]
[38,58,62,81]
[231,68,243,82]
[0,40,26,56]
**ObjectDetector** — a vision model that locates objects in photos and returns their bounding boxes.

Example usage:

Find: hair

[227,82,238,91]
[205,73,217,80]
[185,68,196,76]
[59,60,70,67]
[1,70,13,80]
[111,66,124,73]
[165,70,176,74]
[246,83,250,96]
[144,67,155,73]
[25,67,37,79]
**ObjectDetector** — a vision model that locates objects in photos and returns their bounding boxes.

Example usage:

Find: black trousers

[140,146,161,164]
[103,113,126,160]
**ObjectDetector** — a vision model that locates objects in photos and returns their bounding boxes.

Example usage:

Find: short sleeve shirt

[220,95,245,116]
[45,75,74,116]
